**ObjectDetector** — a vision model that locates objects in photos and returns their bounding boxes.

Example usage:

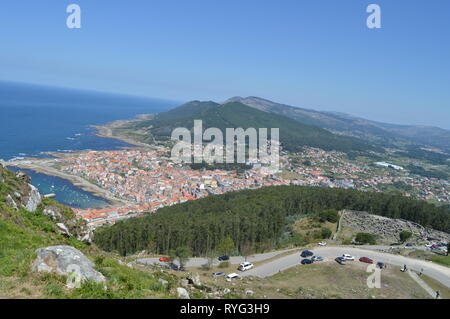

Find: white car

[238,262,254,271]
[342,254,355,261]
[318,242,327,246]
[226,273,240,280]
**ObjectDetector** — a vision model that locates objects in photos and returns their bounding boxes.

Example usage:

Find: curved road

[137,248,300,269]
[137,246,450,289]
[242,246,450,289]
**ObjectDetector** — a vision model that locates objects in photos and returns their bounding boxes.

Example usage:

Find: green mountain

[226,96,450,153]
[129,101,380,153]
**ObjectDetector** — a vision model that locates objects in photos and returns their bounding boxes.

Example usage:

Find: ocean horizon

[0,81,178,208]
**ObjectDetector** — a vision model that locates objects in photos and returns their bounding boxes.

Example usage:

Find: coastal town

[4,143,449,229]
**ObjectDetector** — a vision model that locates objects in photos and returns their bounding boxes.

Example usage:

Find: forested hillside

[123,101,380,153]
[94,186,450,256]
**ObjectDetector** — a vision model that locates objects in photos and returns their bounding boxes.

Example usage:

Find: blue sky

[0,0,449,128]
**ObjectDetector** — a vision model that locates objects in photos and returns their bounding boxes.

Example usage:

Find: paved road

[241,246,450,289]
[137,248,300,268]
[137,245,450,289]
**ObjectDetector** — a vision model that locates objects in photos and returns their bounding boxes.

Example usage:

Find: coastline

[5,115,156,209]
[7,159,131,207]
[92,114,154,148]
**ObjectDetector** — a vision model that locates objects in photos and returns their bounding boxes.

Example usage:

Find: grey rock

[56,223,72,237]
[176,287,190,299]
[24,184,41,212]
[187,273,202,286]
[180,279,189,287]
[223,288,231,294]
[15,171,30,183]
[43,208,63,221]
[32,245,105,284]
[77,226,94,244]
[245,289,254,296]
[6,194,18,210]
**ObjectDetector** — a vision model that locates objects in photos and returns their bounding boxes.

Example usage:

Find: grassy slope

[0,167,181,299]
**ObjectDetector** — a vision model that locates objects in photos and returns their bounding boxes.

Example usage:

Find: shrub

[355,232,376,245]
[399,231,413,243]
[316,210,339,223]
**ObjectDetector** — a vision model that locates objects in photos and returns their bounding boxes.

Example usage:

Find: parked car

[238,262,254,271]
[376,262,385,269]
[218,255,230,261]
[359,257,374,264]
[318,242,327,246]
[159,256,173,262]
[169,263,185,271]
[342,254,355,261]
[301,258,313,265]
[212,272,225,277]
[404,243,414,248]
[311,256,324,262]
[301,250,314,258]
[335,257,346,265]
[226,273,240,280]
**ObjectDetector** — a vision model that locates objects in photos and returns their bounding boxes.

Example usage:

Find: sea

[0,81,178,209]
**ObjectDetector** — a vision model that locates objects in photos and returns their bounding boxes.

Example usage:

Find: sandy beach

[7,158,131,207]
[92,115,154,148]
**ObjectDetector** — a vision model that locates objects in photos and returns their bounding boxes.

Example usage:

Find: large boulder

[187,273,202,287]
[32,245,105,284]
[24,184,41,212]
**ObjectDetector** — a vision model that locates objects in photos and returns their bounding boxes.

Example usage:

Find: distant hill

[129,100,380,153]
[225,96,450,153]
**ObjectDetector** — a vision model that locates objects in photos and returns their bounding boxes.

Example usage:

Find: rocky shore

[6,158,130,207]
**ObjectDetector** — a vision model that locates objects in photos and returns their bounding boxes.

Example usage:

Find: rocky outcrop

[56,223,72,237]
[187,273,202,287]
[41,205,93,244]
[340,210,450,244]
[32,245,105,284]
[43,208,63,220]
[6,194,18,210]
[24,184,41,212]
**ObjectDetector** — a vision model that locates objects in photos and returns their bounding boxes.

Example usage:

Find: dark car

[301,250,314,258]
[376,262,385,269]
[301,259,313,265]
[335,257,346,265]
[169,263,185,271]
[359,257,374,264]
[218,255,230,261]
